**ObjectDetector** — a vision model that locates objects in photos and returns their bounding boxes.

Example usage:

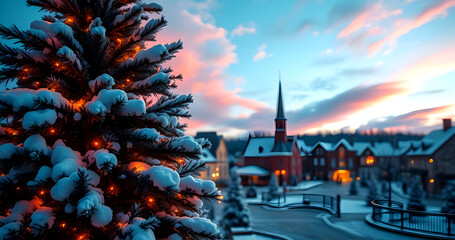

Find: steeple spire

[274,72,287,145]
[276,72,286,120]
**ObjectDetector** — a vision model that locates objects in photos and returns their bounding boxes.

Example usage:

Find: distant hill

[297,132,424,146]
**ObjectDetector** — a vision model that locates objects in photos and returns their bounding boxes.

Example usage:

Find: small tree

[289,175,298,186]
[366,178,380,206]
[245,183,257,198]
[407,180,426,211]
[349,177,358,195]
[268,174,279,200]
[442,181,455,214]
[220,167,250,238]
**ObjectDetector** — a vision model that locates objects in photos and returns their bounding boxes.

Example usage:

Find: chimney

[443,119,452,131]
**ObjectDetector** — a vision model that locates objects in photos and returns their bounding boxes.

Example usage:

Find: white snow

[22,109,57,130]
[91,26,106,36]
[88,74,115,92]
[27,166,52,186]
[51,144,80,166]
[142,166,180,191]
[120,99,146,116]
[131,72,169,89]
[168,233,182,240]
[30,20,81,50]
[77,190,113,227]
[24,134,50,156]
[73,112,82,121]
[177,217,218,235]
[93,149,118,170]
[171,136,201,152]
[51,145,81,181]
[133,128,160,141]
[0,199,41,224]
[30,207,55,231]
[179,176,217,195]
[0,222,22,240]
[142,3,162,12]
[85,100,107,115]
[134,44,168,63]
[57,46,81,70]
[50,168,99,201]
[121,217,156,240]
[0,88,69,112]
[0,143,19,160]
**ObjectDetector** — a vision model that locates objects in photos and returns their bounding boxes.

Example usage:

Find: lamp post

[275,169,287,185]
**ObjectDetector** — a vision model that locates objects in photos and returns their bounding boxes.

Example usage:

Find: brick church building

[242,81,302,185]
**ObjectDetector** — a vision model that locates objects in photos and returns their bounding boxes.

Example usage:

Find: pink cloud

[337,2,401,38]
[151,0,267,134]
[369,0,455,54]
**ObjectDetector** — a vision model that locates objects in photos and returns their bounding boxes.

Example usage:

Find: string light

[177,193,182,198]
[66,18,73,23]
[55,63,60,67]
[35,81,40,86]
[148,198,154,203]
[174,209,179,213]
[92,140,100,147]
[16,187,20,190]
[40,190,45,195]
[11,131,18,136]
[116,38,122,43]
[126,78,131,83]
[60,223,66,228]
[50,128,56,134]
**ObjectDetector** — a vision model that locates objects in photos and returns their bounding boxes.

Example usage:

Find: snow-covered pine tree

[267,174,279,200]
[220,167,250,238]
[442,181,455,214]
[407,179,426,211]
[366,178,380,206]
[349,177,358,195]
[0,1,221,239]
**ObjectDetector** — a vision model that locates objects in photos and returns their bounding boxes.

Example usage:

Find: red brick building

[242,81,302,185]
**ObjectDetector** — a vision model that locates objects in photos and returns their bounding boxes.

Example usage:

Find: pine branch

[177,160,206,178]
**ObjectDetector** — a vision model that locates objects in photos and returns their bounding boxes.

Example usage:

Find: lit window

[429,158,434,163]
[430,178,435,183]
[366,156,375,165]
[314,158,318,166]
[411,160,415,165]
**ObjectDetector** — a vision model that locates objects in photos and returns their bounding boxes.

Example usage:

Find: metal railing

[261,192,341,217]
[371,199,455,236]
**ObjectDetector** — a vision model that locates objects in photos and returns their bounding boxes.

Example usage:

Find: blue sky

[2,0,455,138]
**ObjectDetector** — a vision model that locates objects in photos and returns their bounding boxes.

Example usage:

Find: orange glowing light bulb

[50,128,56,134]
[148,198,154,203]
[275,170,280,175]
[60,223,66,228]
[40,190,45,195]
[116,38,122,43]
[281,170,286,175]
[126,78,131,82]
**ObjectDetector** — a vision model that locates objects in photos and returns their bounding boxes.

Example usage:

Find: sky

[1,0,455,138]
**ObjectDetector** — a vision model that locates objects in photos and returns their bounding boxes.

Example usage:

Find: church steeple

[276,77,286,120]
[274,73,287,145]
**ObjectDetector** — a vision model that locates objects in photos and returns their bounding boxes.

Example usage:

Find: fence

[261,192,341,217]
[371,199,455,236]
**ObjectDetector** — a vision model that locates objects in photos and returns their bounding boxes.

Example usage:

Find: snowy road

[248,205,365,240]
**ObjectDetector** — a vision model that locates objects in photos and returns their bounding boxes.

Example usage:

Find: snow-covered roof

[310,141,334,152]
[332,138,353,151]
[408,127,455,156]
[236,165,270,176]
[243,137,292,157]
[297,139,309,156]
[199,148,216,163]
[370,142,395,157]
[352,142,372,156]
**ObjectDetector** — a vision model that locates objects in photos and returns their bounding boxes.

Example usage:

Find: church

[242,80,303,185]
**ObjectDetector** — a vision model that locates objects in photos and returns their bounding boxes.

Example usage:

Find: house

[407,119,455,193]
[308,139,359,182]
[242,81,302,185]
[195,131,229,184]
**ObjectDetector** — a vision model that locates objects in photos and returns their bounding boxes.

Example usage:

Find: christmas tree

[220,167,250,238]
[349,177,358,195]
[0,1,221,239]
[441,181,455,214]
[407,179,426,211]
[366,178,380,206]
[267,173,279,200]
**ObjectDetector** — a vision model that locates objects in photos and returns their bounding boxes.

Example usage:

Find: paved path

[248,205,364,240]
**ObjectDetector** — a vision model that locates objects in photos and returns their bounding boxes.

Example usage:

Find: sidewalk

[324,213,429,240]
